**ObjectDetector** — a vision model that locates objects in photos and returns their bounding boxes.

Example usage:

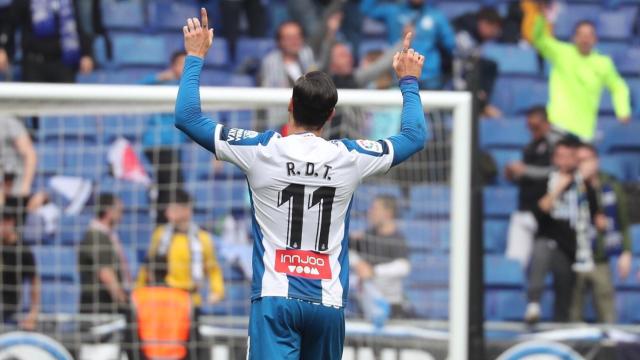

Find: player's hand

[392,32,424,79]
[183,8,214,59]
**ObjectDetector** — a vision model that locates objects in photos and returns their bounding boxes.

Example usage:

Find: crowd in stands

[0,0,640,343]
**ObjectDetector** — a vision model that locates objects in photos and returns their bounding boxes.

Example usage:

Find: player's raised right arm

[386,32,428,167]
[175,8,218,153]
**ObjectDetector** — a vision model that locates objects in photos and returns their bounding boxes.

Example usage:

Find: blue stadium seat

[33,246,76,282]
[599,122,640,153]
[202,282,251,315]
[349,216,367,234]
[630,79,640,118]
[40,280,79,314]
[490,149,523,185]
[63,143,105,179]
[99,115,147,142]
[112,33,167,67]
[479,118,529,150]
[482,44,538,76]
[361,18,387,37]
[435,1,481,19]
[596,6,639,40]
[40,116,98,141]
[409,184,450,217]
[599,91,616,115]
[616,47,640,76]
[59,214,93,246]
[611,256,640,289]
[220,110,254,129]
[632,225,640,256]
[484,255,524,286]
[491,78,548,116]
[485,290,526,321]
[352,184,403,214]
[407,253,449,286]
[147,0,200,31]
[406,288,449,319]
[235,38,276,67]
[484,219,509,254]
[119,211,153,246]
[483,186,518,217]
[617,153,640,181]
[101,0,144,30]
[617,291,640,323]
[599,154,626,180]
[181,143,214,181]
[36,144,65,175]
[554,4,600,39]
[402,220,450,252]
[99,179,150,210]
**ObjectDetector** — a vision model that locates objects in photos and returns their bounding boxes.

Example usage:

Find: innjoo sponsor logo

[275,249,332,279]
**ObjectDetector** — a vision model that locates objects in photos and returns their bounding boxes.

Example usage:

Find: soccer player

[175,9,427,359]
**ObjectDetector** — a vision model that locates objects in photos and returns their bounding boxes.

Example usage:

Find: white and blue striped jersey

[214,126,395,307]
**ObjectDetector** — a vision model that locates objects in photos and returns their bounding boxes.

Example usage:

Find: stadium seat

[40,280,79,314]
[119,211,153,246]
[32,246,77,282]
[553,4,600,39]
[352,183,403,215]
[59,214,93,246]
[407,253,449,286]
[99,179,150,210]
[112,33,167,67]
[479,118,529,150]
[402,220,450,252]
[40,116,98,142]
[617,47,640,76]
[599,91,616,115]
[629,79,640,118]
[617,291,640,323]
[36,144,65,175]
[485,290,526,321]
[489,149,522,185]
[220,110,254,129]
[484,219,509,254]
[599,154,626,180]
[181,143,214,181]
[235,38,276,67]
[63,143,105,179]
[99,115,148,142]
[406,288,449,319]
[482,44,539,76]
[491,78,548,116]
[632,225,640,256]
[101,0,145,30]
[147,0,200,31]
[202,282,251,316]
[409,184,450,217]
[434,1,481,19]
[596,6,639,40]
[617,153,640,182]
[599,122,640,153]
[484,255,524,287]
[611,256,640,289]
[361,18,387,37]
[483,186,518,218]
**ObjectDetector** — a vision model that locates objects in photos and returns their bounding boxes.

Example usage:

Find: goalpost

[0,83,471,360]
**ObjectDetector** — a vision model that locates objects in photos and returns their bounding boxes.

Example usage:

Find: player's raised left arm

[386,32,428,167]
[175,8,219,153]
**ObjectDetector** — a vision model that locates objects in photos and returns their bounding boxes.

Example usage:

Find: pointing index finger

[201,7,209,29]
[402,32,413,51]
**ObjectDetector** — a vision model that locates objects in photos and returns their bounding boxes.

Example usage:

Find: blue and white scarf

[30,0,81,65]
[158,223,205,286]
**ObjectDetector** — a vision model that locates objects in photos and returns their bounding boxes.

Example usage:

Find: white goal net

[0,83,471,360]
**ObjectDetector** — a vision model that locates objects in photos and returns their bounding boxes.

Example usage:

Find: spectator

[452,7,503,117]
[218,0,266,62]
[136,189,225,308]
[525,8,631,140]
[78,193,130,313]
[350,195,411,318]
[0,0,95,82]
[140,51,188,224]
[0,199,40,330]
[524,139,599,324]
[260,21,316,88]
[360,0,455,89]
[570,144,632,323]
[505,106,563,268]
[0,118,37,198]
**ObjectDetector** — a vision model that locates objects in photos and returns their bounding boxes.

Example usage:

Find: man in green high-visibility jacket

[531,16,631,141]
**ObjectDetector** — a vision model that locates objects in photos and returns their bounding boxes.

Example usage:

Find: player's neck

[287,122,323,137]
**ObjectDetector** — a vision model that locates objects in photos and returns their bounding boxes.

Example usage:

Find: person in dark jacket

[0,0,97,82]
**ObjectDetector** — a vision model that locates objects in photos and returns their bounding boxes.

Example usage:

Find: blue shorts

[248,297,345,360]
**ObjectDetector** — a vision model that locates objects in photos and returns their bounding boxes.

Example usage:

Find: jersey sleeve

[336,138,395,179]
[213,125,281,172]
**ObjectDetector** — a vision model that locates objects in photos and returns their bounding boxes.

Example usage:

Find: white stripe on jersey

[214,125,394,307]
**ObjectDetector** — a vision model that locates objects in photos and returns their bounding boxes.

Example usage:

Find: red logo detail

[275,250,332,280]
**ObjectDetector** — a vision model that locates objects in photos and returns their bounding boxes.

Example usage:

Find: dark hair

[170,189,192,206]
[291,71,338,130]
[477,7,502,25]
[1,200,18,222]
[96,193,118,219]
[574,20,596,35]
[526,105,548,122]
[276,21,304,42]
[374,195,398,218]
[555,137,583,150]
[580,143,599,158]
[170,50,187,65]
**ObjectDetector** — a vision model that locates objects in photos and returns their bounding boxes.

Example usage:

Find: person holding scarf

[570,144,632,323]
[0,0,94,82]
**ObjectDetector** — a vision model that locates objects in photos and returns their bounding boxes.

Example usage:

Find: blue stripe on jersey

[338,139,389,157]
[339,197,354,306]
[247,187,266,301]
[287,275,323,303]
[220,128,279,146]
